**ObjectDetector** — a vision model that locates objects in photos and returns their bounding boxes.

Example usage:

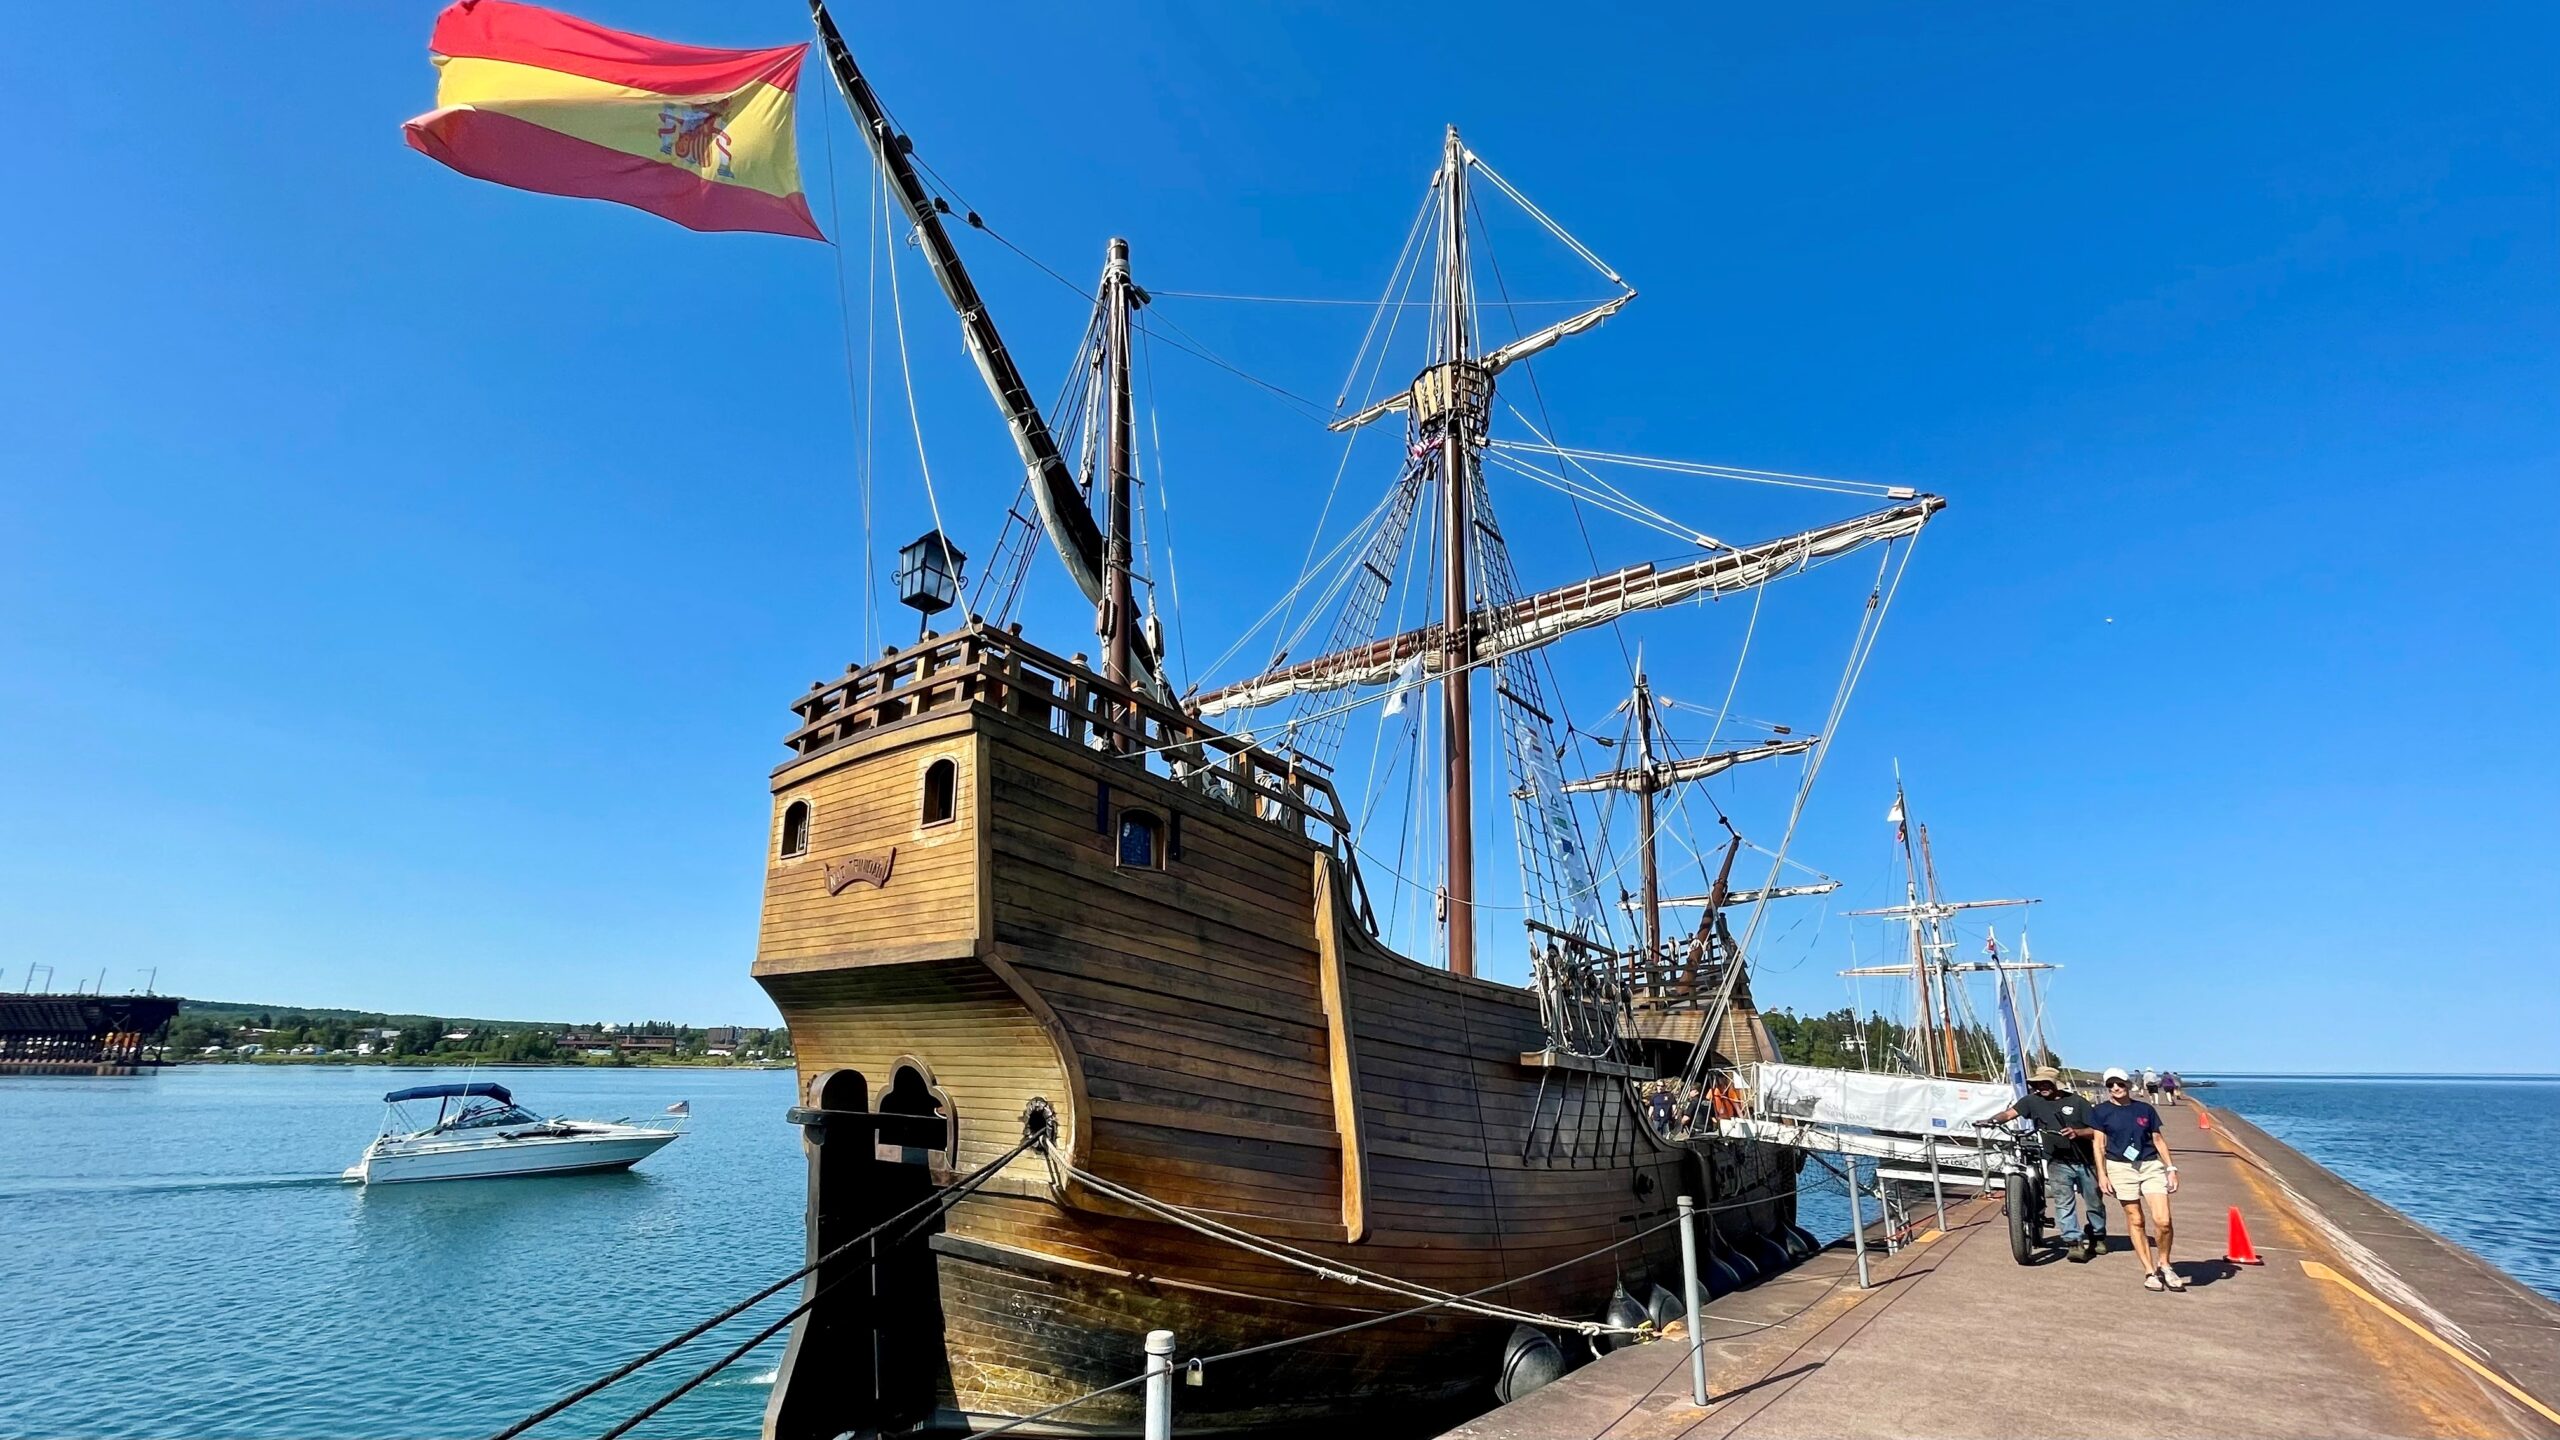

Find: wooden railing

[784,623,1358,852]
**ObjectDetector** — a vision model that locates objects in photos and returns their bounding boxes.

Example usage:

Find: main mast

[1436,126,1478,978]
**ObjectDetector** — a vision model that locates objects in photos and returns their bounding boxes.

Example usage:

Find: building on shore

[0,993,183,1076]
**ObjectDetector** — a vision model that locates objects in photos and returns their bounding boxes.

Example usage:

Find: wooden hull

[753,662,1801,1437]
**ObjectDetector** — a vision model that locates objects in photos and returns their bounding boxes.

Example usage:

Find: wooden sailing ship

[756,5,1946,1433]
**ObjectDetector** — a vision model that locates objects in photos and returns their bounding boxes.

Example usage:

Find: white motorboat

[343,1081,679,1184]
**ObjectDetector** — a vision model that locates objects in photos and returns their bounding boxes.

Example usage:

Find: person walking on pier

[1989,1065,2107,1262]
[2093,1067,2185,1291]
[2160,1071,2181,1106]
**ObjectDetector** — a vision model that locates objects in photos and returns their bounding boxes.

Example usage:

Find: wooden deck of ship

[1441,1100,2560,1439]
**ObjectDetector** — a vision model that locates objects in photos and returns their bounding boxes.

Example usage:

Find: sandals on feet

[2142,1271,2165,1292]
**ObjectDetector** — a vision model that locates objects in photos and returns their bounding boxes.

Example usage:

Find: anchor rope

[484,1130,1042,1440]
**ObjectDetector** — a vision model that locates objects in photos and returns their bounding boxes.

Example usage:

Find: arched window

[779,800,811,859]
[1117,810,1163,870]
[921,758,957,827]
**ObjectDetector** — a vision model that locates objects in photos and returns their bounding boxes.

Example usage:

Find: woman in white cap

[2091,1066,2185,1291]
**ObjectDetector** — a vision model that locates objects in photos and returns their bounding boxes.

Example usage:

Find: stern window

[921,758,957,827]
[779,800,811,859]
[1117,811,1163,870]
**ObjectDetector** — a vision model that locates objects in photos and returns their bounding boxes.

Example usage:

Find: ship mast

[1633,671,1662,967]
[1919,822,1959,1073]
[1892,782,1939,1075]
[805,0,1175,704]
[1565,677,1817,994]
[1102,237,1138,704]
[1435,126,1478,978]
[1847,791,2039,1078]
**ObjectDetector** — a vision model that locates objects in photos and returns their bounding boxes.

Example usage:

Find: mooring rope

[967,1158,1832,1424]
[484,1130,1041,1440]
[586,1136,1035,1440]
[1051,1152,1631,1335]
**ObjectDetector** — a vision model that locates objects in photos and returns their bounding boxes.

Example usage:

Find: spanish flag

[404,0,824,240]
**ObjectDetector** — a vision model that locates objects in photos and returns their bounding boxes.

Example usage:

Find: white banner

[1742,1062,2018,1137]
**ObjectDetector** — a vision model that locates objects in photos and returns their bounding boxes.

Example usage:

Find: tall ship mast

[1843,784,2043,1079]
[753,5,1947,1433]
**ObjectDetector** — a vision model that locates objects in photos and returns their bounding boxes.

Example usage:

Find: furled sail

[1648,881,1842,908]
[1561,735,1818,794]
[1194,496,1943,717]
[1328,294,1635,434]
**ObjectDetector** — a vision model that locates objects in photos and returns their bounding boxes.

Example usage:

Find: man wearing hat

[1988,1065,2107,1262]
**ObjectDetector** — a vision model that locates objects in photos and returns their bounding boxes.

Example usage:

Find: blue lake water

[0,1066,803,1440]
[6,1068,2552,1438]
[2199,1074,2560,1304]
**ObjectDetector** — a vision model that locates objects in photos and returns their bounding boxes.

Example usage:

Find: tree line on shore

[1760,1006,2059,1075]
[166,1007,790,1065]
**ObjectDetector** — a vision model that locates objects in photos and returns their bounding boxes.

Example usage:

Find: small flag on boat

[665,1100,690,1117]
[403,0,825,240]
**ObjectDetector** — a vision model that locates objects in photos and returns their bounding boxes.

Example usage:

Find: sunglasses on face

[2106,1080,2130,1089]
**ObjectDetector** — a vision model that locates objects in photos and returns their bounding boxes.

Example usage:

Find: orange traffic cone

[2225,1207,2264,1266]
[2196,1109,2214,1131]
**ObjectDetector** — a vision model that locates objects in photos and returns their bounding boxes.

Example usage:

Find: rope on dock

[483,1131,1043,1440]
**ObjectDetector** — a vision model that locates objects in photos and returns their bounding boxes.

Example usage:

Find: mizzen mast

[1567,669,1817,997]
[806,0,1173,703]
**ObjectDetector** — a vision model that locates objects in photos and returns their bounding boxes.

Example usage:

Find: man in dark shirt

[1989,1065,2106,1261]
[2091,1067,2185,1291]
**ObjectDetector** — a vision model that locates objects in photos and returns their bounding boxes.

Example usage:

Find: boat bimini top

[383,1082,514,1105]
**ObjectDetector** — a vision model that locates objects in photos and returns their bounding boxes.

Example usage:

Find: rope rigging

[483,1130,1044,1440]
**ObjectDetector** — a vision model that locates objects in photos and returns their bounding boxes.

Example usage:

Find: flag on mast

[404,0,825,240]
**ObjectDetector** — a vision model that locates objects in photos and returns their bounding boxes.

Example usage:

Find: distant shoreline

[2190,1071,2560,1082]
[168,1056,790,1071]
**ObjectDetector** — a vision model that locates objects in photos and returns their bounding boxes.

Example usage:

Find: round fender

[1645,1283,1686,1332]
[1745,1231,1793,1277]
[1496,1324,1568,1405]
[1594,1285,1651,1354]
[1715,1239,1763,1289]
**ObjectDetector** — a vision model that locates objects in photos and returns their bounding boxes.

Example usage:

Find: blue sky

[3,3,2553,1070]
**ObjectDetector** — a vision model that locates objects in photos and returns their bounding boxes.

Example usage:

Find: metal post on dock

[1676,1195,1709,1407]
[1926,1136,1948,1234]
[1843,1154,1871,1289]
[1877,1166,1897,1254]
[1144,1328,1175,1440]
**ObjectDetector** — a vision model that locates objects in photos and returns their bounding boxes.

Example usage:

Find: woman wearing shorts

[2091,1067,2185,1291]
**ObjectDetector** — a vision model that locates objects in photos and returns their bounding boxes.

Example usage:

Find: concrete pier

[1443,1100,2560,1439]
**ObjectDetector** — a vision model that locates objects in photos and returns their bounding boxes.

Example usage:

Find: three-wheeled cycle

[1976,1120,2051,1264]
